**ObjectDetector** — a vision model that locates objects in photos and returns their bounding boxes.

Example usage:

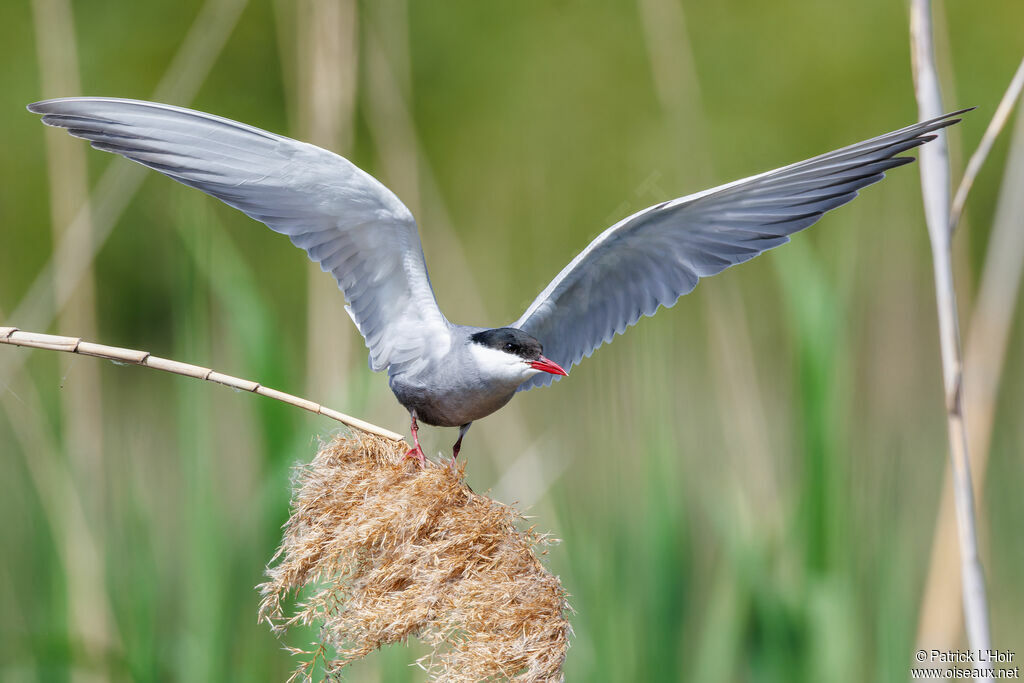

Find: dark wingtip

[933,106,975,128]
[931,106,975,121]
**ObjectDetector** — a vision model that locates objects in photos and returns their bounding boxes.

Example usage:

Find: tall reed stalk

[916,60,1024,662]
[30,0,114,675]
[294,0,359,405]
[909,2,992,677]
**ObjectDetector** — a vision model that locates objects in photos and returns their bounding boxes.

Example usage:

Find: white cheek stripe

[468,344,539,382]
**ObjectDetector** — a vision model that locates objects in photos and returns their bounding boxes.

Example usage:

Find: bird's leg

[448,423,472,470]
[403,415,426,467]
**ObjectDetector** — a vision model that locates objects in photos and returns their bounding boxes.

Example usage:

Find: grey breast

[387,327,518,427]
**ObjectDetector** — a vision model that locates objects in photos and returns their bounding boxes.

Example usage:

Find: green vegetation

[1,0,1022,680]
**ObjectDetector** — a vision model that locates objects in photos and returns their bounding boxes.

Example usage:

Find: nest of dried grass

[258,434,571,682]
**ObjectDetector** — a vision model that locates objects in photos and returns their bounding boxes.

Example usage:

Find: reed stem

[0,327,403,441]
[909,1,993,676]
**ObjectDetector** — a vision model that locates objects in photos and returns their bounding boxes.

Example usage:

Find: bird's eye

[505,343,513,351]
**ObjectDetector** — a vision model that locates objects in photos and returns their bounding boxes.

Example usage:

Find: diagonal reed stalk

[949,57,1024,234]
[909,1,993,677]
[0,327,403,441]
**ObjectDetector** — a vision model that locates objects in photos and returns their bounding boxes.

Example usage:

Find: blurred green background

[1,0,1022,680]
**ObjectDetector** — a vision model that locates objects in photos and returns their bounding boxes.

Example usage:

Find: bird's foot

[403,444,427,468]
[404,414,427,468]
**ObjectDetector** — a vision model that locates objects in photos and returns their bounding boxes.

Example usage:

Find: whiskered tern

[28,98,966,465]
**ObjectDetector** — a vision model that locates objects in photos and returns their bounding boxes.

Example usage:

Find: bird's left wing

[512,109,968,391]
[29,97,451,373]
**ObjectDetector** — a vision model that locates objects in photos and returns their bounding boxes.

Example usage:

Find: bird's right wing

[29,97,451,372]
[512,109,969,391]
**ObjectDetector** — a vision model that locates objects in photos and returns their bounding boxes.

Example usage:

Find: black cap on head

[469,328,543,360]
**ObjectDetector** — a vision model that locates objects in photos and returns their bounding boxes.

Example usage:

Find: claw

[404,414,427,469]
[404,445,427,468]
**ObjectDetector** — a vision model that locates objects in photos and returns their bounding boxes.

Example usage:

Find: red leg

[403,415,426,467]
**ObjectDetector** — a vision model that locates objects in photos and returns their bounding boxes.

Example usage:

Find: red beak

[529,355,568,376]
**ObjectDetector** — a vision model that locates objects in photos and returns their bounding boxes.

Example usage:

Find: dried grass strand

[949,56,1024,233]
[0,327,403,441]
[259,435,571,682]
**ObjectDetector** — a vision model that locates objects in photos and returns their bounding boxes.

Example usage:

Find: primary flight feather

[28,97,967,464]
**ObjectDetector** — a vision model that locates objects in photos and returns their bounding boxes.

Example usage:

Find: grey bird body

[26,97,968,461]
[387,325,513,428]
